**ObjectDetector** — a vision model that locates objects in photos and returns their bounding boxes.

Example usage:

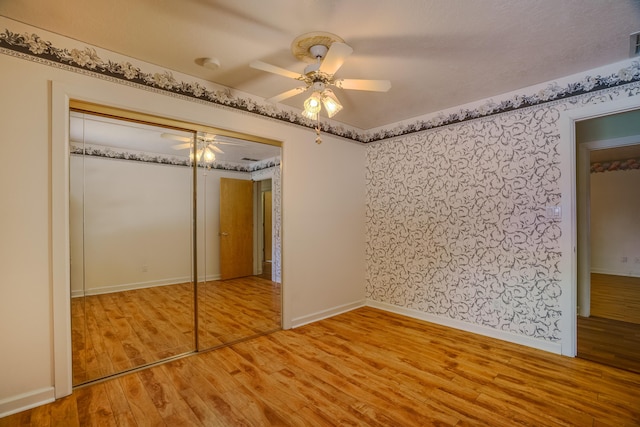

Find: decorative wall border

[70,142,280,172]
[591,158,640,173]
[2,26,640,143]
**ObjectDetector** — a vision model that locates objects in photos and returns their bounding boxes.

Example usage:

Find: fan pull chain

[315,115,322,144]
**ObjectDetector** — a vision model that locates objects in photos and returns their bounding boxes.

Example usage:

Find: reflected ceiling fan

[250,32,391,120]
[161,132,241,163]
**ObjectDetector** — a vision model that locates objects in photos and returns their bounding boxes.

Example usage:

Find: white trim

[577,139,591,317]
[291,300,366,328]
[0,387,55,418]
[367,300,562,354]
[557,95,640,357]
[69,276,211,298]
[51,81,73,399]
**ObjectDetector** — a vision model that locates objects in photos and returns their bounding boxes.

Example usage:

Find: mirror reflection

[69,111,281,385]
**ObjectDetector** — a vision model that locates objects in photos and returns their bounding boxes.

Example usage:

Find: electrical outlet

[622,256,628,263]
[636,257,640,264]
[142,264,148,272]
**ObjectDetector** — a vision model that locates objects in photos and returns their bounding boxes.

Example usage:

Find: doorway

[575,110,640,373]
[69,104,282,385]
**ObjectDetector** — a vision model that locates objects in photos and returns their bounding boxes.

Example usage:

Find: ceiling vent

[631,32,640,57]
[241,157,259,162]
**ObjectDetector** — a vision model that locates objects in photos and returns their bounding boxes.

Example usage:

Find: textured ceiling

[1,0,639,130]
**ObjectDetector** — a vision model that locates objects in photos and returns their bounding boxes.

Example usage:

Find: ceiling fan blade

[161,133,193,143]
[334,78,391,92]
[171,142,192,150]
[319,42,353,75]
[250,60,302,80]
[209,144,224,154]
[265,86,307,103]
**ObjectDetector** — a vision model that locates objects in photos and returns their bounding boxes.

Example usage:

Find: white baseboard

[291,300,366,328]
[71,274,220,297]
[366,300,563,355]
[0,387,55,418]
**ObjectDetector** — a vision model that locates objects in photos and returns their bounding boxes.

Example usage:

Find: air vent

[631,32,640,57]
[241,157,259,162]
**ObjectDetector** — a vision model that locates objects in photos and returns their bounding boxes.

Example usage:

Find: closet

[69,103,282,385]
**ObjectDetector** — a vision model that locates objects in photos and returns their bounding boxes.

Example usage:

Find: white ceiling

[1,0,639,130]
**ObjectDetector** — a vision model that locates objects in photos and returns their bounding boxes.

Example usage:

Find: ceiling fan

[250,32,391,120]
[161,132,241,162]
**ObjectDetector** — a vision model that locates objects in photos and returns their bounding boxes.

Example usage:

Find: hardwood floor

[71,283,195,385]
[590,273,640,324]
[72,276,281,385]
[577,273,640,373]
[4,307,640,426]
[197,276,282,349]
[578,316,640,374]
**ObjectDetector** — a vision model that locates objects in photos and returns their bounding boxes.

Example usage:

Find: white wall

[70,154,253,296]
[590,170,640,277]
[0,19,366,415]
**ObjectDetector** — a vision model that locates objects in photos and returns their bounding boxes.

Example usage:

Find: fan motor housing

[291,32,345,63]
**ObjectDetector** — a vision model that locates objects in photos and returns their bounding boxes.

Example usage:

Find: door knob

[220,232,229,236]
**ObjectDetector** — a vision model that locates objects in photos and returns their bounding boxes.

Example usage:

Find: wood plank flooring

[590,273,640,324]
[576,273,640,373]
[197,276,282,349]
[71,283,195,385]
[72,276,281,385]
[4,307,640,426]
[578,315,640,374]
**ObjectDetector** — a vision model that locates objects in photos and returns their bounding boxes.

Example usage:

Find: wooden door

[264,190,272,261]
[219,178,253,280]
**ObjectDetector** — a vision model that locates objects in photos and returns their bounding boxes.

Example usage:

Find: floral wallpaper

[272,166,282,284]
[2,26,640,143]
[251,165,282,284]
[366,83,640,343]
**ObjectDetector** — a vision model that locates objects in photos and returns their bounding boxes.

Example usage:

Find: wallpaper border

[2,26,640,143]
[591,158,640,173]
[69,142,280,172]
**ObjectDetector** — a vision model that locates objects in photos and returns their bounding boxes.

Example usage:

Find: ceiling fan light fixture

[301,109,319,120]
[303,91,322,115]
[321,89,343,118]
[203,147,216,162]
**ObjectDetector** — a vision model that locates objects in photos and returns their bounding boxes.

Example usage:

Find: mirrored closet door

[69,111,197,385]
[195,135,282,350]
[69,106,282,386]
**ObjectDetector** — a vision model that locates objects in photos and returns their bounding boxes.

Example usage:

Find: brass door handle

[220,232,229,236]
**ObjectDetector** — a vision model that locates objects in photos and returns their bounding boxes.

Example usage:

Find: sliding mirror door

[195,133,282,350]
[69,107,283,384]
[69,111,196,385]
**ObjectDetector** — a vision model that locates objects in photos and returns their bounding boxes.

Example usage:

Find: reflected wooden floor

[198,276,282,349]
[72,276,280,385]
[4,307,640,426]
[71,283,195,385]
